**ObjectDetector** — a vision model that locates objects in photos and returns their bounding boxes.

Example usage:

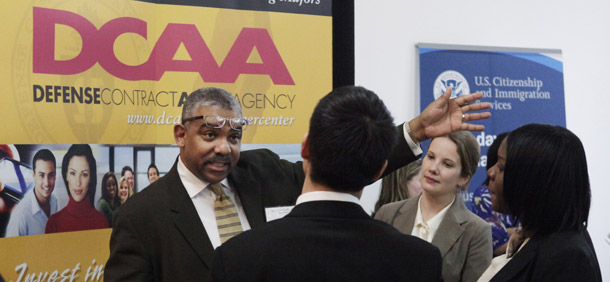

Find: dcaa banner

[0,0,333,281]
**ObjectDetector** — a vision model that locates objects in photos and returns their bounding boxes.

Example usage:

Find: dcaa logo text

[32,7,294,84]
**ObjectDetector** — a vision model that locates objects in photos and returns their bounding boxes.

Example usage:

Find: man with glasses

[106,86,490,282]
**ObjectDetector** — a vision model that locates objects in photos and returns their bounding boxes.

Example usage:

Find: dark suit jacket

[105,125,417,282]
[212,201,443,282]
[105,149,305,282]
[489,229,601,282]
[375,195,492,282]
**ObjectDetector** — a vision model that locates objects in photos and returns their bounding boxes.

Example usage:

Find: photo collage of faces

[0,144,179,237]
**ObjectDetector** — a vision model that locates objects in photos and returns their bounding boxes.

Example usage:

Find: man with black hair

[6,149,57,237]
[211,86,459,281]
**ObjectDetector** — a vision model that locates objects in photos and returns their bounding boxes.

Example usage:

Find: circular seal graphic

[433,70,470,100]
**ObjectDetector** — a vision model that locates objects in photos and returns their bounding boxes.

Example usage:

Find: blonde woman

[376,131,492,282]
[118,176,131,204]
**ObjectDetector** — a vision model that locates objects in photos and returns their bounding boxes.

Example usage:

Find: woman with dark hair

[45,144,108,233]
[471,132,519,256]
[97,172,120,226]
[376,131,492,282]
[479,124,601,282]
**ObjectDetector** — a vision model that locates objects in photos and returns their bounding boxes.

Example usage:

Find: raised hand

[409,87,491,142]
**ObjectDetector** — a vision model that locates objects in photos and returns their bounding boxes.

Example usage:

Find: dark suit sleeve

[382,123,420,178]
[105,208,154,282]
[274,152,306,186]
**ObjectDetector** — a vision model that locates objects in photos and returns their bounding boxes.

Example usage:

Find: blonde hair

[118,176,133,201]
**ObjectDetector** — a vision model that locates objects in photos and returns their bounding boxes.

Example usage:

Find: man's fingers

[461,123,485,131]
[454,92,483,105]
[463,112,491,121]
[441,87,453,100]
[462,102,491,113]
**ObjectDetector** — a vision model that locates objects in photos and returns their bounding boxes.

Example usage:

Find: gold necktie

[209,183,243,243]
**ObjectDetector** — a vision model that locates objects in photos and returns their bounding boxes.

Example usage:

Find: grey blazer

[375,194,492,282]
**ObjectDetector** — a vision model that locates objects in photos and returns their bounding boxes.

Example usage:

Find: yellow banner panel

[0,1,331,145]
[0,229,111,282]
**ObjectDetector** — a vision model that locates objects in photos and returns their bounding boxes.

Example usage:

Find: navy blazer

[213,201,443,282]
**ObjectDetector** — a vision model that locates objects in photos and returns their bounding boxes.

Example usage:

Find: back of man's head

[308,86,397,192]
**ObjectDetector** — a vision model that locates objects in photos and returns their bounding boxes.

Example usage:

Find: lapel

[431,195,466,258]
[489,235,543,282]
[392,196,418,234]
[228,165,266,228]
[165,162,215,270]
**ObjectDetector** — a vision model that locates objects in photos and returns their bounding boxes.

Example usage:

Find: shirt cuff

[403,122,423,156]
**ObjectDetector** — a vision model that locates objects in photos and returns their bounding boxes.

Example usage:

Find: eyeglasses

[182,115,250,130]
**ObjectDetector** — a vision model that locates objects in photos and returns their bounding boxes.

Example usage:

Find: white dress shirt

[5,187,57,237]
[296,191,360,205]
[403,122,423,156]
[177,157,251,249]
[411,196,454,243]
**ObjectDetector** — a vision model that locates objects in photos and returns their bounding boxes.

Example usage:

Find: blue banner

[418,44,565,210]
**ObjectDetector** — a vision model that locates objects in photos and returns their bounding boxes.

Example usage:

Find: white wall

[355,0,610,279]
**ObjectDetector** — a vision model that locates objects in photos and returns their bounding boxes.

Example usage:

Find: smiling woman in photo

[45,144,108,233]
[97,172,120,227]
[117,176,131,204]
